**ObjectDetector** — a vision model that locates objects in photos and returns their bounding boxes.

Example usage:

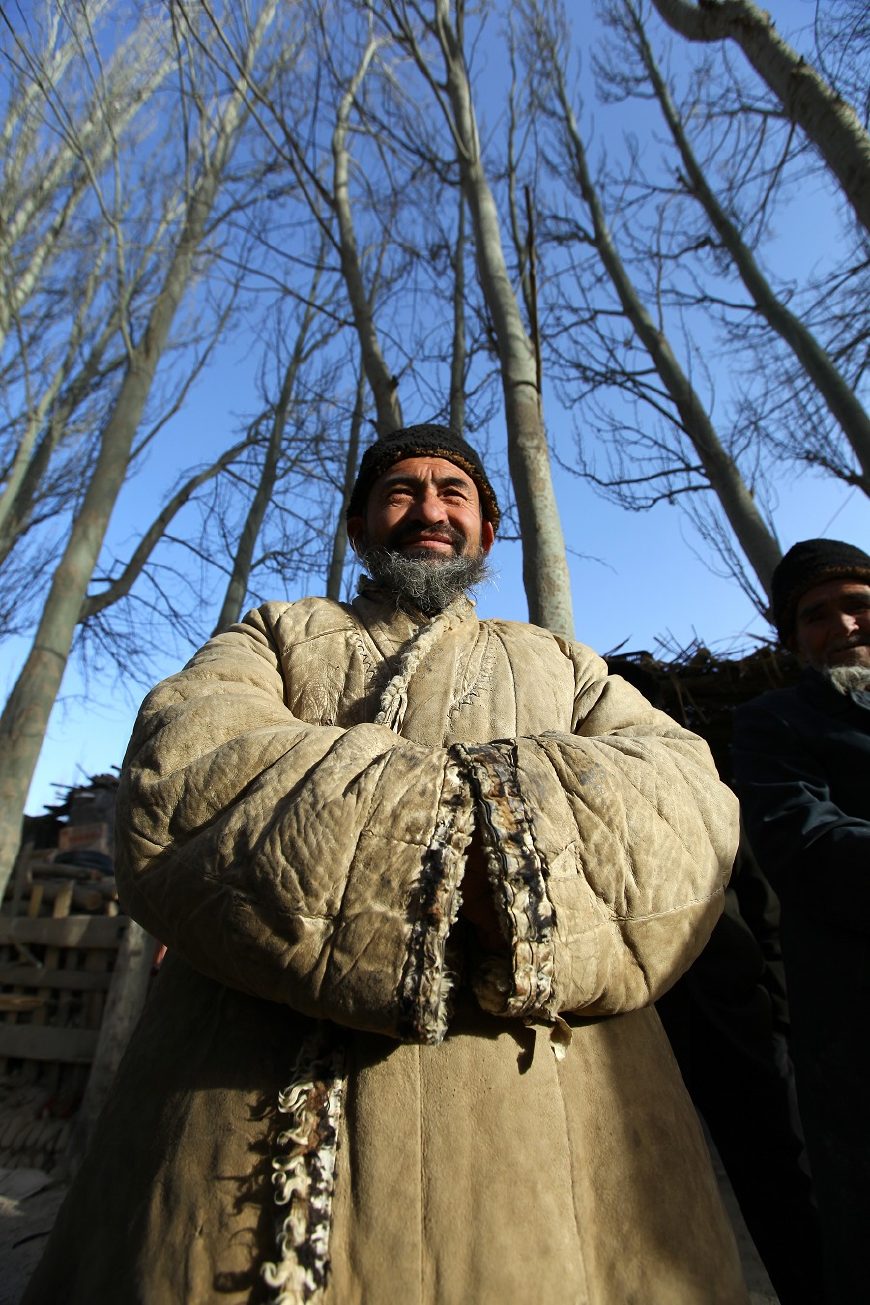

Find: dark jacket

[732,669,870,1303]
[732,667,870,1065]
[733,669,870,930]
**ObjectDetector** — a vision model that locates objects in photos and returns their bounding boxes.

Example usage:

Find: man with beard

[26,425,746,1304]
[732,538,870,1304]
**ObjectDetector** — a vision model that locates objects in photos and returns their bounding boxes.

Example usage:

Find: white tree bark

[648,0,870,233]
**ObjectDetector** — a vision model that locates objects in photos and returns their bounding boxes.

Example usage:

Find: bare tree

[194,1,406,436]
[330,30,405,434]
[376,0,575,637]
[0,6,174,586]
[522,0,782,599]
[326,360,367,600]
[0,0,283,896]
[607,0,870,493]
[0,4,171,357]
[813,0,870,129]
[648,0,870,233]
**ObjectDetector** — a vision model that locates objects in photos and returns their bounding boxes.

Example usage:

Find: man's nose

[833,610,860,638]
[410,490,447,524]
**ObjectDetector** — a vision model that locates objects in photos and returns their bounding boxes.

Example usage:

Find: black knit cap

[771,537,870,643]
[345,423,501,532]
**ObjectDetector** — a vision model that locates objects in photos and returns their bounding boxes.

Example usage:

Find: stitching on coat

[262,1022,345,1303]
[447,629,495,722]
[614,917,652,998]
[493,627,520,735]
[349,628,377,682]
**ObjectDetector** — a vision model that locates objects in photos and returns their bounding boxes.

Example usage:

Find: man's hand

[459,826,504,952]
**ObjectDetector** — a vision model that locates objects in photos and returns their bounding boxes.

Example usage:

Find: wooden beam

[0,1024,99,1064]
[0,915,126,949]
[64,922,154,1175]
[0,966,112,991]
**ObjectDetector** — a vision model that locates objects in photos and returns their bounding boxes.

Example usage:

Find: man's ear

[481,519,495,556]
[346,515,365,555]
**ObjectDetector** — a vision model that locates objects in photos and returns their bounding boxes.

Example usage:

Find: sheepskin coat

[25,585,746,1304]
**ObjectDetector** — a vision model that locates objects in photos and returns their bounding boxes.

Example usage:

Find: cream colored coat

[26,586,746,1304]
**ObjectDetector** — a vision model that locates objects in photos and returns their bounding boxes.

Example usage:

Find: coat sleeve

[458,650,738,1022]
[732,698,870,929]
[115,606,473,1043]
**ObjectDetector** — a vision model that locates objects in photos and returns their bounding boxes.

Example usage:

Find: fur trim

[457,742,557,1019]
[397,756,473,1043]
[262,1025,345,1303]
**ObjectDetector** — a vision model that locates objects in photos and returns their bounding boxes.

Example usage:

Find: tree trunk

[449,194,467,434]
[0,2,278,899]
[332,39,403,436]
[326,365,366,601]
[628,0,870,493]
[648,0,870,234]
[548,17,782,595]
[434,0,575,638]
[0,301,122,566]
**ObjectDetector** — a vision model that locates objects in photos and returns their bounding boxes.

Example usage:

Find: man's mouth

[405,537,455,554]
[389,525,464,555]
[827,638,870,663]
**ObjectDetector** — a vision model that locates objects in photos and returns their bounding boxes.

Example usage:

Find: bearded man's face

[792,579,870,672]
[347,456,494,614]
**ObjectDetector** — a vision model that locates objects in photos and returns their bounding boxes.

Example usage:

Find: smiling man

[732,537,870,1304]
[345,435,496,617]
[26,423,745,1304]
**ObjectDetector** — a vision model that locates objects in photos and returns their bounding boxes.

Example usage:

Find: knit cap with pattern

[346,424,501,532]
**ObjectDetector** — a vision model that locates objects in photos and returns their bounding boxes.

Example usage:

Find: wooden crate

[0,862,128,1171]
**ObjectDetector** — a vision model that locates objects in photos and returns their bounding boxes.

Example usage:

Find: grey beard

[360,545,491,615]
[820,663,870,695]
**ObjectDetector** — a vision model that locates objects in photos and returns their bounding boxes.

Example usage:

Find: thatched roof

[607,641,800,780]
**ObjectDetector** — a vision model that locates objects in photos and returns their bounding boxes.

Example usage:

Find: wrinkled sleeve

[459,651,738,1021]
[115,607,473,1043]
[732,700,870,929]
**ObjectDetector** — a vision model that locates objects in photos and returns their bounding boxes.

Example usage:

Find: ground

[1,1167,66,1305]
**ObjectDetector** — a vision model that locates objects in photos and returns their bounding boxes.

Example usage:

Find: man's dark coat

[733,670,870,1304]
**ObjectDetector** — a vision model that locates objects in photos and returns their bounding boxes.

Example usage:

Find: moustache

[386,522,466,552]
[830,635,870,652]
